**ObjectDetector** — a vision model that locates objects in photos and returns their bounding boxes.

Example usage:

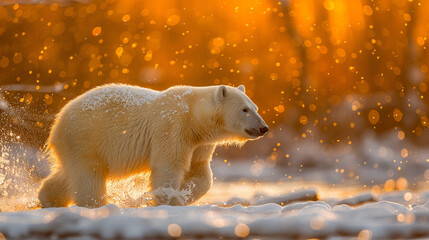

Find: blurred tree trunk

[402,1,427,143]
[282,0,312,137]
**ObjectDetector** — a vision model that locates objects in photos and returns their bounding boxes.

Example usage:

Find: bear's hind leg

[69,166,107,208]
[38,168,71,208]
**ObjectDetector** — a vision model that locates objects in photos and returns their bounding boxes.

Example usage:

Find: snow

[182,88,193,96]
[171,89,192,112]
[80,84,161,111]
[0,132,428,239]
[78,85,192,121]
[1,197,429,239]
[214,129,429,187]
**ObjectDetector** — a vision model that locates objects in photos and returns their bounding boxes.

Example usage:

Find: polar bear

[38,84,269,208]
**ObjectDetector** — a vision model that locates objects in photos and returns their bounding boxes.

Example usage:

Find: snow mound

[1,200,429,239]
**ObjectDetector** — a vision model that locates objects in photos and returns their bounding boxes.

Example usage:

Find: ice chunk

[253,189,318,206]
[338,192,376,206]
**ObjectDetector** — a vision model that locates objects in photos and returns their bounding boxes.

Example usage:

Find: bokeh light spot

[234,223,249,238]
[167,224,181,237]
[166,14,180,26]
[299,116,308,125]
[323,0,335,11]
[122,14,131,22]
[92,26,102,36]
[213,37,225,47]
[393,108,403,122]
[115,47,123,58]
[0,57,10,68]
[368,110,379,125]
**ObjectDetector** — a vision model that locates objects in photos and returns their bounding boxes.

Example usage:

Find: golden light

[167,224,182,237]
[421,116,428,126]
[384,179,395,192]
[122,14,131,22]
[397,131,405,140]
[0,57,9,68]
[396,177,408,190]
[144,51,153,61]
[403,192,413,202]
[92,26,102,36]
[166,14,180,26]
[368,110,379,125]
[362,5,373,16]
[400,148,408,158]
[115,47,124,58]
[106,172,151,207]
[357,229,372,240]
[393,108,403,122]
[234,223,250,238]
[299,115,308,125]
[323,0,335,11]
[0,0,428,214]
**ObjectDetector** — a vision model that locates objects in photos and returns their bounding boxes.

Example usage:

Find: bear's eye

[242,108,248,113]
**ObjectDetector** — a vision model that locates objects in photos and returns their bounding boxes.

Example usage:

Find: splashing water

[147,182,195,206]
[106,172,152,208]
[0,141,45,211]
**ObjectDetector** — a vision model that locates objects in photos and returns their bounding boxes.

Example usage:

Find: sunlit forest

[1,0,429,238]
[2,0,428,180]
[1,0,428,138]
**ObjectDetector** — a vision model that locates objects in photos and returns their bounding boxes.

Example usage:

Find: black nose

[259,126,269,135]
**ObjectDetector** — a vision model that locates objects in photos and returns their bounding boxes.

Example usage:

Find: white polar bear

[38,84,269,208]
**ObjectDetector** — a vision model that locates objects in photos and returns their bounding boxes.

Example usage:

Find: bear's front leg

[181,144,216,204]
[150,168,187,206]
[149,147,192,206]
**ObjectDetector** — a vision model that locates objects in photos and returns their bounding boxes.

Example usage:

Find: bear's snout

[245,125,269,137]
[259,126,269,135]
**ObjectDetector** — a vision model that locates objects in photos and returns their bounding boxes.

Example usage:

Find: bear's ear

[215,85,227,103]
[238,85,245,93]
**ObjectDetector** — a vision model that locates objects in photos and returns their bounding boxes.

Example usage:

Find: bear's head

[214,85,269,143]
